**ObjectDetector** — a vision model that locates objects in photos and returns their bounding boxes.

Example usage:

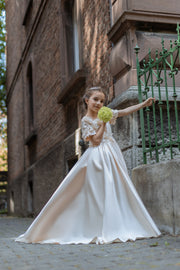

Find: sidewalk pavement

[0,216,180,270]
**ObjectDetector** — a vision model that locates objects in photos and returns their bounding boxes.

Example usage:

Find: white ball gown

[15,110,161,244]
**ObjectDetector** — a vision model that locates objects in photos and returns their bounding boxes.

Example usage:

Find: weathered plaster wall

[132,159,180,234]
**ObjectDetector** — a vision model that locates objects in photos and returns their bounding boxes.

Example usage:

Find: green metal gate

[135,25,180,164]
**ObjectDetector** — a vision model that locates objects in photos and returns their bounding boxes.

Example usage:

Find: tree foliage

[0,0,7,171]
[0,0,5,115]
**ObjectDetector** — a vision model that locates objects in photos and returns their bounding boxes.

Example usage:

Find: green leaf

[149,242,159,247]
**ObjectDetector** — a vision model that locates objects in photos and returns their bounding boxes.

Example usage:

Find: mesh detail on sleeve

[109,109,119,125]
[81,118,97,141]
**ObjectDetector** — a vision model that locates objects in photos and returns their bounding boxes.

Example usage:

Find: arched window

[27,170,34,216]
[22,0,33,26]
[25,61,37,166]
[27,62,34,131]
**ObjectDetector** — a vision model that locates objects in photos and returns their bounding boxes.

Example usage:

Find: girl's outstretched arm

[117,97,155,117]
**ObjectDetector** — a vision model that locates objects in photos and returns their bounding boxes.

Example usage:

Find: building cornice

[108,11,180,44]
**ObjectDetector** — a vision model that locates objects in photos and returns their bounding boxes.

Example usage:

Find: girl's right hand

[143,97,155,107]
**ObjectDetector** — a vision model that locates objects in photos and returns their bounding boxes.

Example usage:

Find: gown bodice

[81,110,119,147]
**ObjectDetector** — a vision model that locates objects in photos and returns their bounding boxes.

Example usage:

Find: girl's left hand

[143,97,155,107]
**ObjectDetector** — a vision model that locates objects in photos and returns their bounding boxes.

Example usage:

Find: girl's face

[85,91,105,114]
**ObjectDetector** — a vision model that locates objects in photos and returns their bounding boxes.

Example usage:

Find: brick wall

[83,0,113,96]
[6,0,114,216]
[7,0,180,216]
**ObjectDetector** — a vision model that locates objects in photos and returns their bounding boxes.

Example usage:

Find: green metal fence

[135,25,180,164]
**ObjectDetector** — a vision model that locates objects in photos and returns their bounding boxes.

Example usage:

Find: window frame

[58,0,86,104]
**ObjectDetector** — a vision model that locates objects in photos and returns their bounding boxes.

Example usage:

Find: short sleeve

[81,117,97,141]
[109,109,119,125]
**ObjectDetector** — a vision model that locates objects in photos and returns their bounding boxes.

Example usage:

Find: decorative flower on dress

[98,106,113,123]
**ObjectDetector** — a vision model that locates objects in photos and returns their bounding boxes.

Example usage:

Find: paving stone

[0,217,180,270]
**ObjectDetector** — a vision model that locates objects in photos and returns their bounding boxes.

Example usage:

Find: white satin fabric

[15,111,160,244]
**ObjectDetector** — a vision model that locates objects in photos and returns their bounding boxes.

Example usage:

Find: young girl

[16,86,161,244]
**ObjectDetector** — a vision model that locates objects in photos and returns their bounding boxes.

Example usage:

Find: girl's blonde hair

[83,86,107,109]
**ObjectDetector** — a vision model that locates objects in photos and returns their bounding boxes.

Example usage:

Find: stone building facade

[6,0,180,217]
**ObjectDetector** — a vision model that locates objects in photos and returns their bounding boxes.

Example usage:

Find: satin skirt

[15,140,161,244]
